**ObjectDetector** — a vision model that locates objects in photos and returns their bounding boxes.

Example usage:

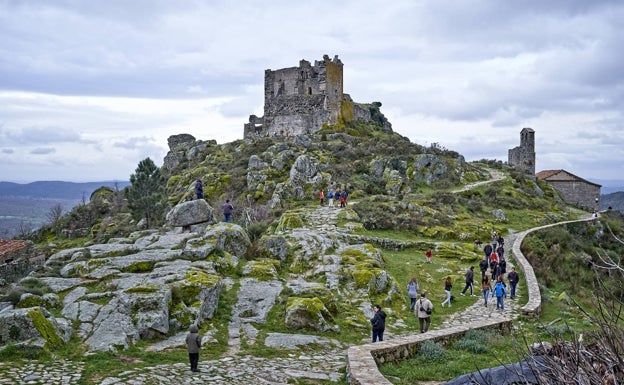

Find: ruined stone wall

[246,55,357,139]
[549,180,600,210]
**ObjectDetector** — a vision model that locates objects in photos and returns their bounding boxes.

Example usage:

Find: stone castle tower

[244,55,384,138]
[508,127,536,174]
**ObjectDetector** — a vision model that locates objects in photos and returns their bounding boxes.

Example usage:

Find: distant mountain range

[0,181,129,200]
[0,181,129,239]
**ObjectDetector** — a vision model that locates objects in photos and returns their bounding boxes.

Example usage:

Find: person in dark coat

[479,256,489,280]
[195,179,204,199]
[222,199,234,222]
[461,266,475,296]
[483,243,493,261]
[370,304,386,342]
[508,267,520,299]
[185,324,202,372]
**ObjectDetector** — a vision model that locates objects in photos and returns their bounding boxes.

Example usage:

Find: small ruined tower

[508,128,536,174]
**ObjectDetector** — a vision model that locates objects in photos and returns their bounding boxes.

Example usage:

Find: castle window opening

[308,87,312,95]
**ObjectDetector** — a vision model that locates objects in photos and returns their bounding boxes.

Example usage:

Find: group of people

[320,188,348,208]
[195,179,234,223]
[371,280,434,342]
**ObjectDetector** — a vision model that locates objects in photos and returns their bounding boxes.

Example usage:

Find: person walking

[479,256,489,280]
[327,189,334,207]
[441,276,452,307]
[415,292,433,333]
[483,243,493,262]
[407,278,419,311]
[425,249,432,263]
[222,199,234,223]
[185,324,202,372]
[508,267,520,299]
[461,266,475,296]
[195,179,203,200]
[481,276,492,307]
[370,304,386,342]
[319,189,325,206]
[493,276,506,310]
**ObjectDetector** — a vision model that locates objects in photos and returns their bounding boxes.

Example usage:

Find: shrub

[418,340,446,361]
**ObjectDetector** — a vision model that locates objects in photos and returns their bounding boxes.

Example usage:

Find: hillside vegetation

[3,120,617,384]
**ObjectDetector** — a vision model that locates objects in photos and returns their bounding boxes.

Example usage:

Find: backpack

[328,191,334,199]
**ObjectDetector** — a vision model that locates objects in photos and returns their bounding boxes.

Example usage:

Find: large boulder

[166,199,215,227]
[204,223,251,257]
[289,155,320,186]
[285,297,335,332]
[0,307,71,348]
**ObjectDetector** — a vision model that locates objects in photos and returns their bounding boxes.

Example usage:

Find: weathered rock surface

[166,199,215,227]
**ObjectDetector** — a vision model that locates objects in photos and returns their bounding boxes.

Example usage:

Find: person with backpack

[407,277,419,311]
[415,292,433,333]
[493,276,506,310]
[327,189,334,207]
[185,324,202,372]
[370,304,386,342]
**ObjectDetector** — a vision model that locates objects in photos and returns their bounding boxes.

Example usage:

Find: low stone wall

[346,215,598,384]
[347,318,513,385]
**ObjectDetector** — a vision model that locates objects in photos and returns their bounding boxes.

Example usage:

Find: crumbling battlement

[244,55,387,138]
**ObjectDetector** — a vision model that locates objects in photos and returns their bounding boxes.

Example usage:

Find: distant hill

[0,181,129,239]
[0,181,129,200]
[591,179,624,194]
[601,191,624,213]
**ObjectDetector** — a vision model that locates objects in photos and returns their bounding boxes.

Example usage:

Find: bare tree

[46,203,64,225]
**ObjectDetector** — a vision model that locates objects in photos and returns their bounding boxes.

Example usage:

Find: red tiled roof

[536,169,601,187]
[535,169,563,179]
[0,240,30,258]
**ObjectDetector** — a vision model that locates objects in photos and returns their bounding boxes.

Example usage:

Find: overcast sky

[1,0,623,184]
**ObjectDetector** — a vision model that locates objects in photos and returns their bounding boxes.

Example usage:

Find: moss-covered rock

[27,307,64,348]
[242,259,280,281]
[275,212,305,232]
[284,297,335,332]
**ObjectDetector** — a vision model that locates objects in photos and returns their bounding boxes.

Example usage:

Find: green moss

[125,284,159,294]
[27,307,64,348]
[185,270,221,286]
[275,212,304,232]
[17,295,46,308]
[122,261,155,273]
[244,259,280,281]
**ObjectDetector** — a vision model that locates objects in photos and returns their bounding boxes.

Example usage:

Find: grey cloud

[30,147,56,155]
[4,127,81,145]
[113,136,156,150]
[2,148,14,154]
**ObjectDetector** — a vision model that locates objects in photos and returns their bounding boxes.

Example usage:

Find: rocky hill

[0,122,582,382]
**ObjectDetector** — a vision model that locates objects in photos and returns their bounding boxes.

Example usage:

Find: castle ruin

[508,127,536,175]
[244,55,387,138]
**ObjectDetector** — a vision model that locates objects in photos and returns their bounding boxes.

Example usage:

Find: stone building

[536,169,601,211]
[244,55,389,138]
[508,127,536,174]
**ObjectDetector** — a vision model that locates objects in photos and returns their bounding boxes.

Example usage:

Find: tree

[46,203,64,224]
[125,158,165,228]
